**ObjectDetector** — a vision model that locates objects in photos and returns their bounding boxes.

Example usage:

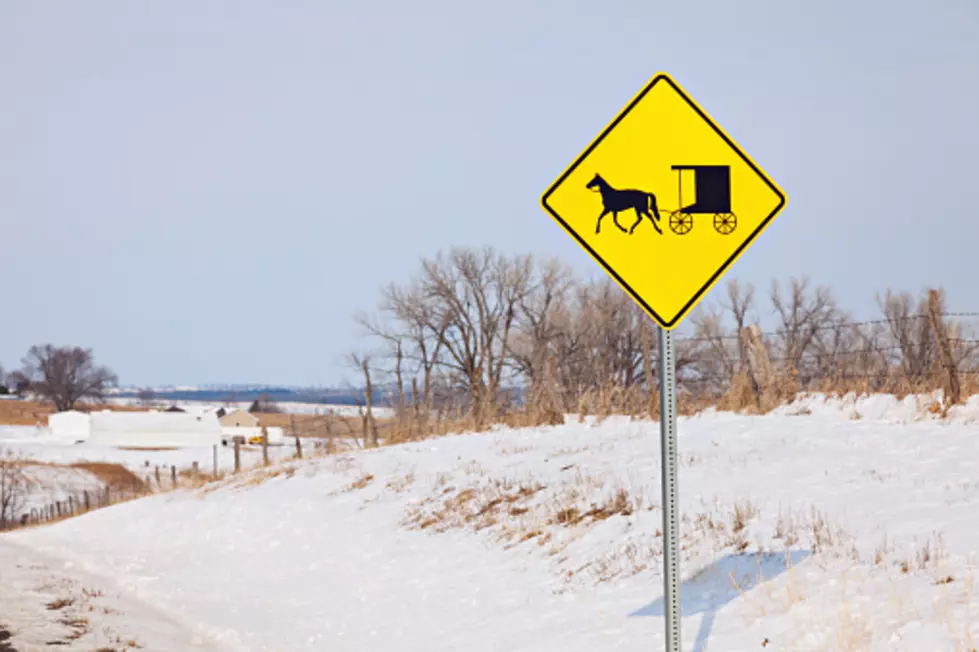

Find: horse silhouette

[586,173,663,235]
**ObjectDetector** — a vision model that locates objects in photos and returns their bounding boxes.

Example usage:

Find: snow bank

[768,390,979,423]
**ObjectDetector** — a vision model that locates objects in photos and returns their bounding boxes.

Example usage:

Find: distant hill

[111,383,527,408]
[111,386,386,407]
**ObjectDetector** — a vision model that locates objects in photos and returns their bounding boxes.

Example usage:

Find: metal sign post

[539,70,788,652]
[658,326,680,652]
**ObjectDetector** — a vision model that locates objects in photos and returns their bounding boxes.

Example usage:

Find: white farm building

[47,409,223,448]
[47,410,91,442]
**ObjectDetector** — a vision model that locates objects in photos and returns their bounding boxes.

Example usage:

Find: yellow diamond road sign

[541,72,787,330]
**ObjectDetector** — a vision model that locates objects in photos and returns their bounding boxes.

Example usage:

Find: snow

[2,392,979,651]
[17,465,107,514]
[0,434,319,478]
[0,541,224,651]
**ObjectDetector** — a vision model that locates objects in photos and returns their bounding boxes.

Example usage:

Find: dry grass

[347,473,375,491]
[386,470,416,493]
[67,462,147,492]
[254,410,395,440]
[0,400,145,426]
[731,499,760,533]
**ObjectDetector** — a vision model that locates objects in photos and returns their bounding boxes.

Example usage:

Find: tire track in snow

[0,539,226,651]
[0,626,17,652]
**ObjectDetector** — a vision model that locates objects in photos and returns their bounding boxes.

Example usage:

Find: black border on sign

[540,73,787,330]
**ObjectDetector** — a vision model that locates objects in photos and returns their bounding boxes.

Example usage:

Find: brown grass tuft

[348,473,375,491]
[69,463,147,493]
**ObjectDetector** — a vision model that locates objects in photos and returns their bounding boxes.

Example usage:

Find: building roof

[90,411,222,434]
[219,408,260,427]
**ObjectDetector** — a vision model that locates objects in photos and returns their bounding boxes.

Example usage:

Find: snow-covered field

[1,426,341,519]
[3,392,979,651]
[0,426,344,479]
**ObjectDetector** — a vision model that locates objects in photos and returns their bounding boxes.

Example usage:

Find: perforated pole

[658,326,681,652]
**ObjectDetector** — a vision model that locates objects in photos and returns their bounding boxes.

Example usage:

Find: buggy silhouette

[667,165,737,236]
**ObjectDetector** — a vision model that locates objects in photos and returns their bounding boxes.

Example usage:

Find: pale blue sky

[3,0,977,387]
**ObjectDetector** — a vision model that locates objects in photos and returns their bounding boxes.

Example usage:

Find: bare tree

[769,277,838,380]
[362,281,451,413]
[689,304,737,389]
[13,345,117,412]
[0,450,28,530]
[348,353,379,447]
[509,257,575,397]
[576,279,645,389]
[876,289,935,382]
[418,247,532,423]
[724,279,756,369]
[352,244,979,419]
[248,393,282,414]
[136,387,157,407]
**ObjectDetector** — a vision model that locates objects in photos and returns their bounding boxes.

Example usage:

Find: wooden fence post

[155,465,161,487]
[171,465,177,489]
[234,438,241,473]
[291,416,303,460]
[261,427,270,467]
[741,325,774,405]
[928,289,961,407]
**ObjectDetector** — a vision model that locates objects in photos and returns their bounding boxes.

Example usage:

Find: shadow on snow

[629,550,811,652]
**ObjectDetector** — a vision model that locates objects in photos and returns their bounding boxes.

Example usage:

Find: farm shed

[219,409,259,428]
[47,410,92,441]
[88,411,222,448]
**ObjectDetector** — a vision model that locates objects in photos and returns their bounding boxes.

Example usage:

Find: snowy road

[0,540,225,651]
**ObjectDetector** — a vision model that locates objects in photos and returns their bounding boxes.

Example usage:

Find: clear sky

[3,0,977,387]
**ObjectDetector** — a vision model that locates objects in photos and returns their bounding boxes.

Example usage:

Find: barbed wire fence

[674,312,979,344]
[353,280,979,427]
[662,298,979,408]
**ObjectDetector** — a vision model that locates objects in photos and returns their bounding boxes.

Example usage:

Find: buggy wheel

[669,211,693,235]
[713,213,737,235]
